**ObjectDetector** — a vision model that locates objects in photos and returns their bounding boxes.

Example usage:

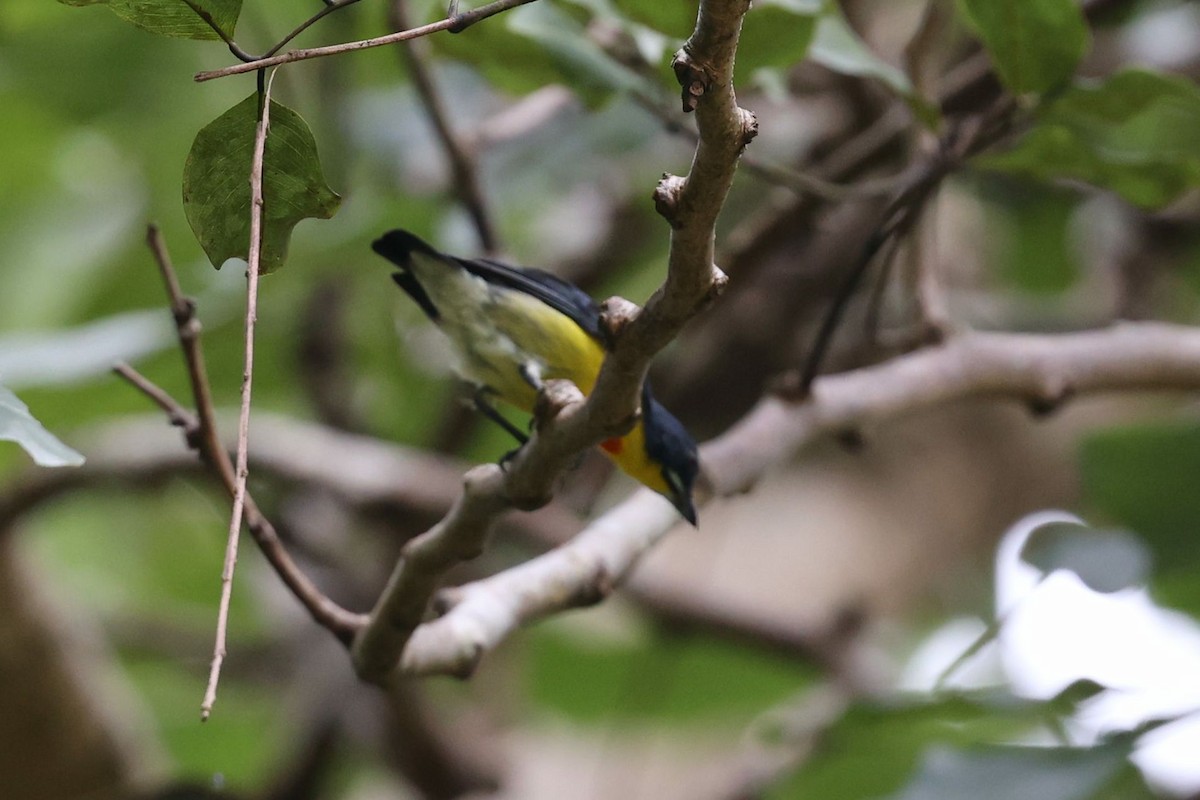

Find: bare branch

[194,0,541,82]
[351,464,509,679]
[349,0,755,685]
[389,0,498,253]
[402,323,1200,675]
[108,376,367,641]
[716,324,1200,492]
[202,75,273,720]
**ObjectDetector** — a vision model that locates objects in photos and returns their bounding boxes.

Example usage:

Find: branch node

[451,643,484,679]
[573,564,614,607]
[653,173,687,227]
[834,428,866,451]
[432,586,464,617]
[769,370,808,401]
[671,48,712,113]
[533,379,584,428]
[705,266,730,308]
[739,108,759,149]
[1029,379,1075,417]
[599,296,642,345]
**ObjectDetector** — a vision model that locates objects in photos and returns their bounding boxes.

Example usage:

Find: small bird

[372,229,699,524]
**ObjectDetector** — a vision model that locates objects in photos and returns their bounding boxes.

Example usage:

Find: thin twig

[142,230,364,641]
[797,94,1020,393]
[389,0,497,252]
[264,0,365,58]
[180,0,256,61]
[112,363,193,429]
[111,366,367,640]
[201,73,274,721]
[194,0,541,82]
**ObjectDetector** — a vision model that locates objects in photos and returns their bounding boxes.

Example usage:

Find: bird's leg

[518,362,547,435]
[518,362,543,391]
[472,387,528,445]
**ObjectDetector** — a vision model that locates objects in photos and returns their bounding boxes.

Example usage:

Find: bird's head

[642,395,700,526]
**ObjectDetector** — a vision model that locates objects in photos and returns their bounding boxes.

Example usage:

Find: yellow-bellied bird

[373,230,699,524]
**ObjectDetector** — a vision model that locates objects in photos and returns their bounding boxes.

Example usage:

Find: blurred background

[3,0,1200,797]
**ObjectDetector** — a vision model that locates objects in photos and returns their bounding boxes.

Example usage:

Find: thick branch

[588,0,753,418]
[401,323,1200,675]
[712,324,1200,491]
[349,0,754,684]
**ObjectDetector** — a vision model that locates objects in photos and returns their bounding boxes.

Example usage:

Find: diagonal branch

[199,74,276,720]
[349,0,756,685]
[112,364,366,642]
[194,0,541,82]
[401,322,1200,676]
[129,234,366,685]
[389,0,498,253]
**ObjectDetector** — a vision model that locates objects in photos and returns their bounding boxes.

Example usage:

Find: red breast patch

[601,437,623,455]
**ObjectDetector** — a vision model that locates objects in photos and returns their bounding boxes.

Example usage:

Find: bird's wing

[455,256,605,341]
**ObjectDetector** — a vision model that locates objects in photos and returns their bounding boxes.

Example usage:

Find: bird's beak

[674,493,698,527]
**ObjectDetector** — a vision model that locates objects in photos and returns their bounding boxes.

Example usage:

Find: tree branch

[194,0,541,82]
[348,0,755,685]
[389,0,498,253]
[125,226,366,656]
[200,74,275,720]
[400,323,1200,675]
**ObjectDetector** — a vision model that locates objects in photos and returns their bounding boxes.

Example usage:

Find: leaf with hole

[183,94,341,274]
[57,0,242,41]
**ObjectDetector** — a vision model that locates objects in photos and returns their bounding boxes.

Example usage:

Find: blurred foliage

[526,622,818,724]
[980,70,1200,208]
[954,0,1089,94]
[1079,420,1200,614]
[5,0,1200,798]
[767,686,1149,800]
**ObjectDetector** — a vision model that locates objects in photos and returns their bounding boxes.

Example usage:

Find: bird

[372,229,699,525]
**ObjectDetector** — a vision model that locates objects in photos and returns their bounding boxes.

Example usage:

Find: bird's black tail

[372,229,442,321]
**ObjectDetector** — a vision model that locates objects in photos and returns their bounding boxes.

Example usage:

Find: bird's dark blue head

[642,392,700,526]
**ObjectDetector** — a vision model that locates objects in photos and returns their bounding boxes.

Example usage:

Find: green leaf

[608,0,695,35]
[977,180,1081,294]
[881,741,1138,800]
[809,10,913,97]
[183,94,341,274]
[1020,522,1152,594]
[737,0,819,79]
[767,690,1080,799]
[1079,419,1200,573]
[955,0,1089,94]
[526,625,816,725]
[977,70,1200,208]
[0,384,85,467]
[505,3,659,107]
[56,0,242,41]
